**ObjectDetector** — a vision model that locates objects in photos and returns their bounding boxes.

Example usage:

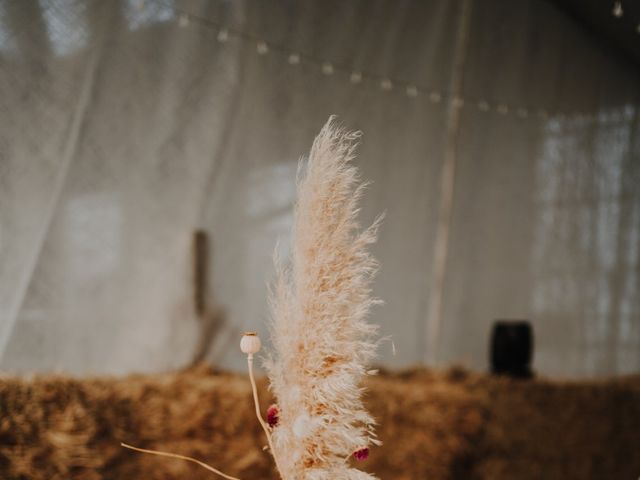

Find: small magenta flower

[266,404,280,428]
[352,447,369,461]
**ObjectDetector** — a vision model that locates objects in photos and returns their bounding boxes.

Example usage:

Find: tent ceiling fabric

[0,0,639,377]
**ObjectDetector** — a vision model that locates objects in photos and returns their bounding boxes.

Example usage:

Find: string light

[380,79,393,91]
[321,62,334,75]
[288,53,301,65]
[256,41,269,55]
[429,92,442,103]
[477,100,490,111]
[406,85,418,98]
[167,5,569,122]
[178,13,189,27]
[349,72,362,84]
[612,1,623,18]
[216,29,228,43]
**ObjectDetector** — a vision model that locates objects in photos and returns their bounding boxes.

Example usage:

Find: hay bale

[0,366,638,479]
[471,374,640,479]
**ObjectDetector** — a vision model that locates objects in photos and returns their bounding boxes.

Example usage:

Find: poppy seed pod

[240,332,262,355]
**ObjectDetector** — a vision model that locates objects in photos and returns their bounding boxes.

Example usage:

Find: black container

[490,320,533,378]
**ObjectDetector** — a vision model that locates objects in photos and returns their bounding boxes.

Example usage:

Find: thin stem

[247,354,284,479]
[121,442,243,480]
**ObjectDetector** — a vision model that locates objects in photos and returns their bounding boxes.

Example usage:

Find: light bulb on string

[322,62,334,75]
[217,29,228,43]
[256,41,269,54]
[350,72,362,84]
[612,1,623,17]
[178,14,189,28]
[429,91,442,103]
[406,85,418,98]
[288,53,301,65]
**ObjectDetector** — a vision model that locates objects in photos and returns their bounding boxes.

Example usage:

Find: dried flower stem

[121,352,285,479]
[247,353,284,478]
[266,117,382,478]
[120,443,242,480]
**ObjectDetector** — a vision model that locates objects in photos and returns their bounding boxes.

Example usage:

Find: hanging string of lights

[153,2,633,123]
[612,1,640,33]
[171,8,545,120]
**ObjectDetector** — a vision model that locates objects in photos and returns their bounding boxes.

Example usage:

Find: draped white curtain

[1,0,638,377]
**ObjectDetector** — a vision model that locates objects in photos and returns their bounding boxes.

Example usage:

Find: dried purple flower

[352,447,369,461]
[267,404,280,428]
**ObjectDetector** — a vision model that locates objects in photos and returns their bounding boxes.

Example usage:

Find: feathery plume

[266,117,383,480]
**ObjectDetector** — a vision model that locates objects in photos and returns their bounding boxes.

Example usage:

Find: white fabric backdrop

[1,0,638,377]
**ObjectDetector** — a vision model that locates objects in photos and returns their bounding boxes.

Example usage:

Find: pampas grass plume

[266,117,383,480]
[120,117,383,480]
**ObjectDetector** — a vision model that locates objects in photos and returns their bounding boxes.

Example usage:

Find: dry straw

[123,117,383,480]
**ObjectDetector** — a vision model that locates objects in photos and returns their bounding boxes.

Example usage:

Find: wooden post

[192,230,208,318]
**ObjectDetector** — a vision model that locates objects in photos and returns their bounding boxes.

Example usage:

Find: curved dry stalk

[121,353,284,480]
[120,442,243,480]
[247,353,284,478]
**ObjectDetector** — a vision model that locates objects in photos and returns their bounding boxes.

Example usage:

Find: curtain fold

[0,0,638,377]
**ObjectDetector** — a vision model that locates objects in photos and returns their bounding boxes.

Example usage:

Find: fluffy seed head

[265,117,382,479]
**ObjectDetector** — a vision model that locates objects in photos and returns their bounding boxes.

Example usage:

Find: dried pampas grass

[266,117,383,480]
[121,117,383,480]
